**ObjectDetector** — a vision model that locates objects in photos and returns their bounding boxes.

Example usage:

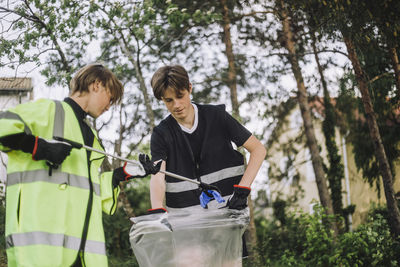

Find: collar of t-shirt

[178,103,198,134]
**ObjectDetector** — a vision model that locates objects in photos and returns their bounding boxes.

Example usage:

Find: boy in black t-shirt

[149,64,266,212]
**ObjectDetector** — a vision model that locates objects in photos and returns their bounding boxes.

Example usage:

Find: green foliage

[255,204,399,267]
[256,204,335,266]
[336,56,400,191]
[333,213,399,267]
[0,1,94,86]
[320,63,346,223]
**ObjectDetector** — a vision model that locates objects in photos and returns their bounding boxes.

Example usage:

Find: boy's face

[161,85,192,122]
[87,80,113,118]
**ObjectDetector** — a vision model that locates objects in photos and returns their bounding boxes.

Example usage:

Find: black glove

[139,154,162,176]
[112,154,161,186]
[147,208,167,214]
[32,136,72,167]
[227,185,251,210]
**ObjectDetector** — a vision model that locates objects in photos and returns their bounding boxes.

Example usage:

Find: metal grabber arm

[53,136,221,193]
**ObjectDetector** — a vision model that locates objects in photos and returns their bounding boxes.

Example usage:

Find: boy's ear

[90,80,100,92]
[189,83,192,94]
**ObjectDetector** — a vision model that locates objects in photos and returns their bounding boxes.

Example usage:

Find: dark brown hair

[70,63,123,105]
[150,65,190,100]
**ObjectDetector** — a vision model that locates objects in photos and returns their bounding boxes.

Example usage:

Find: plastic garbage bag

[129,208,250,267]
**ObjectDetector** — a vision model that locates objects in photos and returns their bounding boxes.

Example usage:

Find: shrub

[255,204,399,267]
[332,213,399,267]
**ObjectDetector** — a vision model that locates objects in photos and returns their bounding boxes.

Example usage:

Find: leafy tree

[294,0,400,237]
[273,0,338,236]
[307,14,348,229]
[0,0,95,85]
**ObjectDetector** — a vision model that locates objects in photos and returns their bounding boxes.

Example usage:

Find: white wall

[0,93,32,110]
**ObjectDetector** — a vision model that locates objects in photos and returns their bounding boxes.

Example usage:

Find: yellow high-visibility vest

[0,99,119,267]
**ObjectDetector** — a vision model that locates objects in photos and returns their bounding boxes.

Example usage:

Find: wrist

[234,184,251,191]
[32,136,39,160]
[112,167,125,187]
[233,184,251,198]
[147,207,167,214]
[122,162,132,180]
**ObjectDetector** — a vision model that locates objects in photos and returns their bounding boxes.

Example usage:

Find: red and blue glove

[112,154,161,187]
[227,185,251,210]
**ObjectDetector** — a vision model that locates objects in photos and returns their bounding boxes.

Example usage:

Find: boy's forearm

[239,135,266,187]
[150,180,165,209]
[150,161,166,208]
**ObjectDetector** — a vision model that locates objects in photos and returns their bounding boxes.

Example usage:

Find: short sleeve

[224,111,252,147]
[150,127,168,162]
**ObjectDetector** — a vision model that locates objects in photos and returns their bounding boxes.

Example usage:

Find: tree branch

[368,72,394,84]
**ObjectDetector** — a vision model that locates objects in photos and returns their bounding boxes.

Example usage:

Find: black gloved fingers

[139,154,146,164]
[112,167,126,187]
[139,154,151,165]
[33,137,72,165]
[151,160,162,174]
[52,143,72,164]
[233,185,251,197]
[48,143,72,165]
[227,185,251,210]
[200,182,221,194]
[139,154,162,175]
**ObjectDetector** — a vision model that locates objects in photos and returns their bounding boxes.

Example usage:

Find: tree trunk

[220,0,259,258]
[344,36,400,237]
[97,4,155,128]
[220,0,240,119]
[311,32,344,219]
[246,194,259,259]
[389,46,400,97]
[278,0,337,235]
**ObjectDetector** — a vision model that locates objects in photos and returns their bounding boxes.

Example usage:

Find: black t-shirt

[183,110,205,164]
[151,104,251,164]
[151,103,252,208]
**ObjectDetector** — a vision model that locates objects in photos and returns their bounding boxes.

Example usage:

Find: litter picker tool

[53,136,222,193]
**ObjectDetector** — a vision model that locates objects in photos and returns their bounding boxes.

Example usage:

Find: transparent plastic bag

[129,208,250,267]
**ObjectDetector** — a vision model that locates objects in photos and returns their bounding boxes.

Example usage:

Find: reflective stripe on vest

[0,111,32,135]
[7,169,101,196]
[5,231,106,255]
[53,100,65,138]
[165,165,245,193]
